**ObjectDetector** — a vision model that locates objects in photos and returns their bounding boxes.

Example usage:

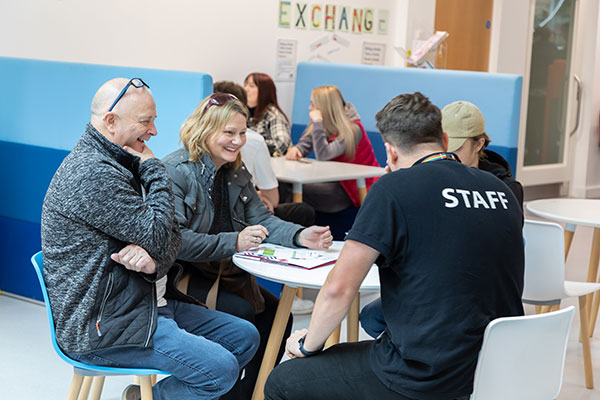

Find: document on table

[236,244,337,269]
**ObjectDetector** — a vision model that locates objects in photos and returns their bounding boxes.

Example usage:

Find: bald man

[42,78,259,400]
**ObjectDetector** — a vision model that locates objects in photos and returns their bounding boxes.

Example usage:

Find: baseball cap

[442,101,485,152]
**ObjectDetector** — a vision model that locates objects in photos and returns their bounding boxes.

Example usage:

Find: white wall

[0,0,402,117]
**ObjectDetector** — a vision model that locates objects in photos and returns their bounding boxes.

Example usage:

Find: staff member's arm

[285,239,379,358]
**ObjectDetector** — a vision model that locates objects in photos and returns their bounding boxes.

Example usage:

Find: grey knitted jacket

[41,124,181,354]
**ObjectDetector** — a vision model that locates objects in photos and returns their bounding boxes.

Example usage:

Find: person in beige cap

[442,101,523,208]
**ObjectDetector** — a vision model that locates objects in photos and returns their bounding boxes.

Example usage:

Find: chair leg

[578,295,594,389]
[78,376,93,400]
[140,375,154,400]
[67,374,84,400]
[151,374,157,386]
[535,305,542,314]
[325,325,341,349]
[89,376,105,400]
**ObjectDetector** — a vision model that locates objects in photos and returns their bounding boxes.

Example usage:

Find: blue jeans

[359,297,386,339]
[70,300,260,399]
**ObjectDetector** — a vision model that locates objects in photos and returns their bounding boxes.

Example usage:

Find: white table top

[527,198,600,227]
[270,156,385,185]
[232,241,380,291]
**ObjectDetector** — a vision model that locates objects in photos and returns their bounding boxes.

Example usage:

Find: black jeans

[188,277,293,400]
[265,341,470,400]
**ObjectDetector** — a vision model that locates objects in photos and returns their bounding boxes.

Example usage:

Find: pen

[297,158,312,164]
[233,217,269,238]
[232,217,249,228]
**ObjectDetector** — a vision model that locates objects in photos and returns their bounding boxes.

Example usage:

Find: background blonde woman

[286,85,380,212]
[162,93,332,400]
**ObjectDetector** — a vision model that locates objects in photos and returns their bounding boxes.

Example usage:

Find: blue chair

[31,251,167,400]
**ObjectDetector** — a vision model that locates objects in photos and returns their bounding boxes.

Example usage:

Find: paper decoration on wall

[308,32,351,62]
[276,39,298,82]
[377,9,389,34]
[279,1,292,27]
[406,31,448,66]
[361,42,386,65]
[279,2,388,35]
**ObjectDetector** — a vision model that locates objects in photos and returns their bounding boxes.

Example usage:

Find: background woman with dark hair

[244,72,292,156]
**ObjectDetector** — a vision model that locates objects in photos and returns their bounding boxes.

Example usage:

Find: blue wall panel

[291,62,522,174]
[0,57,213,299]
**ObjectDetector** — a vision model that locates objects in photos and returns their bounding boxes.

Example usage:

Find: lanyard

[413,152,459,166]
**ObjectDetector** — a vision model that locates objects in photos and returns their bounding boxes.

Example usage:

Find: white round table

[527,198,600,335]
[232,241,380,400]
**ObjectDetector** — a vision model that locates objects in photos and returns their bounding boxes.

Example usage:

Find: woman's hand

[236,224,270,251]
[298,226,333,249]
[286,146,303,160]
[309,109,323,123]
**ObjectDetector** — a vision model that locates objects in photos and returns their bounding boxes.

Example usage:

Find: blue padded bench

[291,61,522,173]
[0,57,212,300]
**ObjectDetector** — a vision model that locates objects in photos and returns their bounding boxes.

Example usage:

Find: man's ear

[384,142,398,167]
[442,132,449,152]
[104,112,117,134]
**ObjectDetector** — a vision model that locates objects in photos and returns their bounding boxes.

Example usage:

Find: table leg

[251,285,297,400]
[347,295,360,342]
[325,325,341,349]
[292,183,303,203]
[564,223,576,260]
[356,178,367,205]
[585,228,600,336]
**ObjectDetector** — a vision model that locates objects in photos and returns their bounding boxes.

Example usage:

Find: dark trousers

[188,277,292,400]
[264,341,470,400]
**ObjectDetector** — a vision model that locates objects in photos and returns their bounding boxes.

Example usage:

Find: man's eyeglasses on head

[108,78,150,112]
[204,93,238,113]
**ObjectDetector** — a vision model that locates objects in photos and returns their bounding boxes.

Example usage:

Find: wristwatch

[298,334,323,357]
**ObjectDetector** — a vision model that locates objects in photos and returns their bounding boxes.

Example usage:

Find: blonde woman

[162,93,332,399]
[286,85,380,212]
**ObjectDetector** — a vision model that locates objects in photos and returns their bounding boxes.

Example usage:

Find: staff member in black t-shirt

[264,92,524,400]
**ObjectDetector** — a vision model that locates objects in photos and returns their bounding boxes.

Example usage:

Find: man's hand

[285,329,308,359]
[124,144,155,162]
[286,146,303,160]
[111,244,156,274]
[236,224,270,251]
[298,225,333,249]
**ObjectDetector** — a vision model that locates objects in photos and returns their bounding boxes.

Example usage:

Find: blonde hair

[180,94,249,169]
[303,85,357,159]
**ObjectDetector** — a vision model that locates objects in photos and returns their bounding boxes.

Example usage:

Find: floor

[1,213,600,399]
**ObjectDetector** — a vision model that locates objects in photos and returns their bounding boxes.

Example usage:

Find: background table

[270,157,385,204]
[232,241,380,400]
[527,198,600,333]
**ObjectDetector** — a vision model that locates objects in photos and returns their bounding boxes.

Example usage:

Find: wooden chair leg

[67,374,84,400]
[89,376,105,400]
[535,305,542,314]
[78,376,93,400]
[140,375,154,400]
[151,374,157,386]
[578,295,594,389]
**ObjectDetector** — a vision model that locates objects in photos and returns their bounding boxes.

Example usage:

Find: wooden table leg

[579,295,595,389]
[347,295,360,342]
[325,325,341,349]
[292,183,303,203]
[251,285,297,400]
[357,178,367,204]
[564,223,576,260]
[585,228,600,335]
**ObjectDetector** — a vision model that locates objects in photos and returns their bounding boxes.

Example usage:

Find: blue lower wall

[0,141,68,298]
